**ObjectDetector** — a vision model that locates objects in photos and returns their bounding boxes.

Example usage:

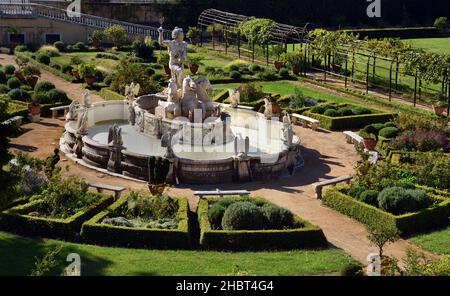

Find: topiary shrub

[378,127,399,139]
[47,88,69,102]
[384,122,396,128]
[341,262,364,276]
[208,204,226,230]
[35,81,55,93]
[61,64,73,74]
[279,68,290,79]
[359,190,379,206]
[378,187,432,215]
[73,42,88,52]
[33,92,51,104]
[145,67,155,76]
[352,106,372,115]
[371,123,385,131]
[7,77,21,90]
[324,108,339,117]
[53,41,66,52]
[249,64,262,72]
[221,201,265,230]
[0,70,6,84]
[310,104,326,114]
[348,183,367,199]
[4,64,16,75]
[337,107,353,117]
[261,204,296,229]
[36,53,51,65]
[229,70,242,81]
[8,89,31,101]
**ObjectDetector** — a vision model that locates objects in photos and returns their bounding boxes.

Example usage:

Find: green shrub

[359,190,379,206]
[341,262,364,276]
[261,204,296,229]
[229,70,242,81]
[208,204,226,230]
[14,45,28,52]
[33,92,51,104]
[61,64,73,74]
[221,202,265,230]
[36,53,51,65]
[47,89,69,102]
[249,64,262,72]
[348,183,367,199]
[379,127,399,139]
[132,39,154,60]
[4,65,16,75]
[371,123,385,131]
[310,105,326,114]
[8,89,30,101]
[73,42,88,52]
[378,187,432,215]
[256,70,279,81]
[0,70,6,84]
[0,84,9,94]
[145,67,155,76]
[352,106,372,115]
[384,121,396,128]
[279,68,290,78]
[35,81,55,93]
[337,107,353,116]
[324,109,339,117]
[53,41,66,52]
[7,77,21,90]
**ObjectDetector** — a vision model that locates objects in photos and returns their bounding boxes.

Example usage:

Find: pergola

[197,8,311,51]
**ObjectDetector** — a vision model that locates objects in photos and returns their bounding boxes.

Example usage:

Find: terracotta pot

[272,103,281,114]
[433,105,447,116]
[148,183,167,196]
[313,60,322,68]
[189,64,199,75]
[333,65,342,72]
[84,76,96,86]
[274,61,285,71]
[164,65,172,76]
[28,103,41,115]
[292,66,302,75]
[363,138,377,151]
[72,70,80,79]
[190,37,199,46]
[27,75,39,88]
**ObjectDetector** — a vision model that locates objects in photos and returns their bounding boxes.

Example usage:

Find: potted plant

[272,45,286,70]
[28,96,41,123]
[22,65,41,88]
[361,125,378,151]
[186,26,201,45]
[78,63,97,86]
[158,52,171,75]
[70,56,83,79]
[283,51,303,75]
[186,55,204,75]
[147,157,170,196]
[432,93,448,116]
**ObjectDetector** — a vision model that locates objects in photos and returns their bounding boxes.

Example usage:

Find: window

[9,33,25,45]
[45,33,61,44]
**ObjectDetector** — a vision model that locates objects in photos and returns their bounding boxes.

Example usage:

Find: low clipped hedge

[322,188,450,236]
[81,196,191,249]
[99,88,125,101]
[198,198,328,250]
[388,150,450,165]
[303,109,394,131]
[0,195,114,240]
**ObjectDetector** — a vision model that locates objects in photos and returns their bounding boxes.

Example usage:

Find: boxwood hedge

[303,109,395,131]
[322,188,450,235]
[81,196,191,249]
[198,198,328,250]
[0,195,114,240]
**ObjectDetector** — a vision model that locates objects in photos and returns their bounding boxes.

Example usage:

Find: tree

[434,17,448,31]
[105,25,128,47]
[367,221,400,258]
[90,30,105,48]
[238,18,276,47]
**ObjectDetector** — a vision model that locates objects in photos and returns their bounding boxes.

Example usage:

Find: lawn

[409,226,450,255]
[0,231,356,276]
[404,37,450,54]
[52,52,120,73]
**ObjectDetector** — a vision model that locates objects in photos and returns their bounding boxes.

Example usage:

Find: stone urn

[272,102,282,114]
[28,102,41,123]
[148,183,167,196]
[84,76,96,86]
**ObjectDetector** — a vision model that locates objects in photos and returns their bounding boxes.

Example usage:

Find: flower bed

[198,197,327,250]
[303,103,394,131]
[0,195,113,240]
[81,194,191,249]
[323,187,450,235]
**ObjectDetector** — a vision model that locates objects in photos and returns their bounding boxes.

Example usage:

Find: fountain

[60,26,302,184]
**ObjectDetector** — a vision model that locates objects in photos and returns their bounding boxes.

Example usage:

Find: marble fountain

[59,27,302,184]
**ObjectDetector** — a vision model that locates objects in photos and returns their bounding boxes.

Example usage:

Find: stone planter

[148,183,167,196]
[363,138,377,151]
[84,76,96,86]
[189,63,199,75]
[28,103,41,123]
